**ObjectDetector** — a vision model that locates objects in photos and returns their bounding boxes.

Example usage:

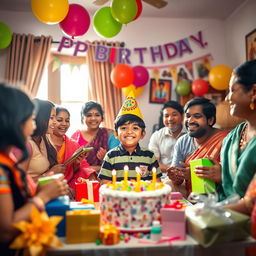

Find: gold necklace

[239,123,248,149]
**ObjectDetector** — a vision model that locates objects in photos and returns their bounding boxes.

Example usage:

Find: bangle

[29,196,45,211]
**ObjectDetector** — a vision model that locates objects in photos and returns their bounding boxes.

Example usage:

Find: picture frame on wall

[149,79,172,104]
[245,28,256,61]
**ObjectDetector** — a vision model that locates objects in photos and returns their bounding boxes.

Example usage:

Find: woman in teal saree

[219,59,256,200]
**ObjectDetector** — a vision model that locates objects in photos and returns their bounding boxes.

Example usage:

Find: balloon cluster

[31,0,142,39]
[111,64,149,97]
[176,64,232,97]
[93,0,142,38]
[0,22,12,49]
[31,0,90,38]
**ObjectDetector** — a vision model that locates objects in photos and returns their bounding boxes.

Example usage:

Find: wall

[225,0,256,67]
[0,9,231,147]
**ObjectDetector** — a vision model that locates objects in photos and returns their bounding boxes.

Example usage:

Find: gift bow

[100,224,120,244]
[187,192,240,223]
[164,201,185,209]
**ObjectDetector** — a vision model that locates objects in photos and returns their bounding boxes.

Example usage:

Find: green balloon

[111,0,138,24]
[0,22,12,49]
[93,7,122,38]
[176,80,191,96]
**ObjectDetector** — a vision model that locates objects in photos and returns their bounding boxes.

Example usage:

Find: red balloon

[111,64,134,88]
[60,4,90,38]
[133,0,143,21]
[192,79,209,97]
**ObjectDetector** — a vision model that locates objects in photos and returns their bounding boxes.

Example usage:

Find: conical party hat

[117,90,143,120]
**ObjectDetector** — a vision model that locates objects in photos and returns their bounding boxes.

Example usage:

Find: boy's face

[115,122,145,151]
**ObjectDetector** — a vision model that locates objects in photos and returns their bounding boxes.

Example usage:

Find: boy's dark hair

[80,101,104,123]
[184,98,216,127]
[158,100,184,129]
[114,114,146,132]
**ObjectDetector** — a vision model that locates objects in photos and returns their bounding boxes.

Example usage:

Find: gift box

[186,205,250,248]
[46,196,70,237]
[190,158,216,193]
[160,202,186,240]
[100,224,120,245]
[170,192,183,200]
[75,180,100,202]
[66,209,100,244]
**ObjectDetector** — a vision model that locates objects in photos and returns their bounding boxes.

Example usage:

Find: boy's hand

[96,147,107,161]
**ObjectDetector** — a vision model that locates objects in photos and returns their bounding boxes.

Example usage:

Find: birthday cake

[100,181,171,231]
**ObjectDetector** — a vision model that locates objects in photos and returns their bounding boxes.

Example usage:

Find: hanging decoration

[93,7,122,38]
[59,4,91,38]
[0,22,12,49]
[57,30,208,63]
[31,0,69,24]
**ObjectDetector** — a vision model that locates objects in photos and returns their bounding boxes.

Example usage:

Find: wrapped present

[190,158,216,193]
[75,179,100,202]
[66,209,100,244]
[100,224,120,245]
[160,201,186,240]
[186,193,250,247]
[46,196,70,237]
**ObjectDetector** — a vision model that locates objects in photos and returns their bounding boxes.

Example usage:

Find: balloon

[0,22,12,49]
[111,0,138,24]
[133,0,143,21]
[133,66,149,88]
[176,80,191,96]
[93,7,122,38]
[111,64,134,88]
[192,79,209,97]
[31,0,69,24]
[209,65,232,91]
[122,85,144,97]
[60,4,90,38]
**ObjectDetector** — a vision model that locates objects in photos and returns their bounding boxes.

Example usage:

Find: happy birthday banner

[57,30,208,65]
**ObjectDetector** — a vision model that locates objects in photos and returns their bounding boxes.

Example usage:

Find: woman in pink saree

[49,107,95,190]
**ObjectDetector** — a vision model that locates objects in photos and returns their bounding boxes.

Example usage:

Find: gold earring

[250,102,255,110]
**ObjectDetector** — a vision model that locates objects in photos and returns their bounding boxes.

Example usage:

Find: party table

[47,235,256,256]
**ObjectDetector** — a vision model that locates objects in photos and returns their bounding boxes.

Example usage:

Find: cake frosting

[100,181,171,231]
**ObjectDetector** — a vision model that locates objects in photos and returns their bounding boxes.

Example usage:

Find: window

[36,56,88,137]
[60,64,88,136]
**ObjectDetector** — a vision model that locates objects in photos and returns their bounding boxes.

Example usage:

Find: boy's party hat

[117,91,143,119]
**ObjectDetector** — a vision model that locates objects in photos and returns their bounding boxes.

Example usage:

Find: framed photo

[149,79,172,104]
[245,28,256,61]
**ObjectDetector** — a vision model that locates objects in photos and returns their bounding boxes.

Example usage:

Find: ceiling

[0,0,247,20]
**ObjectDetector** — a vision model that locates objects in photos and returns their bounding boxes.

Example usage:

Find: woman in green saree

[218,59,256,200]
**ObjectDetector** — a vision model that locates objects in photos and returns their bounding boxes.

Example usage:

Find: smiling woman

[71,101,120,174]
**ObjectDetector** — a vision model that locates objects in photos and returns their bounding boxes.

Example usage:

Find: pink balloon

[192,78,209,97]
[60,4,90,38]
[133,65,149,88]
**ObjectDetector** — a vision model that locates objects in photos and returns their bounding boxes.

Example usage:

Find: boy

[98,92,162,183]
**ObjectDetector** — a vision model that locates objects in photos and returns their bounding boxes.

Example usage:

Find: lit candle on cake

[124,165,129,187]
[112,169,117,189]
[135,167,141,192]
[152,167,157,189]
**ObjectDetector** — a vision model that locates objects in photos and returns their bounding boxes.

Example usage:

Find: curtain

[86,41,122,129]
[5,33,52,97]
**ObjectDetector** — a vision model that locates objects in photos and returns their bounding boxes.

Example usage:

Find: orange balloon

[122,85,144,97]
[209,65,232,91]
[111,64,134,88]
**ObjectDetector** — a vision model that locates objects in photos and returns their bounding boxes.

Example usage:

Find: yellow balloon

[31,0,69,24]
[208,65,232,91]
[122,85,144,98]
